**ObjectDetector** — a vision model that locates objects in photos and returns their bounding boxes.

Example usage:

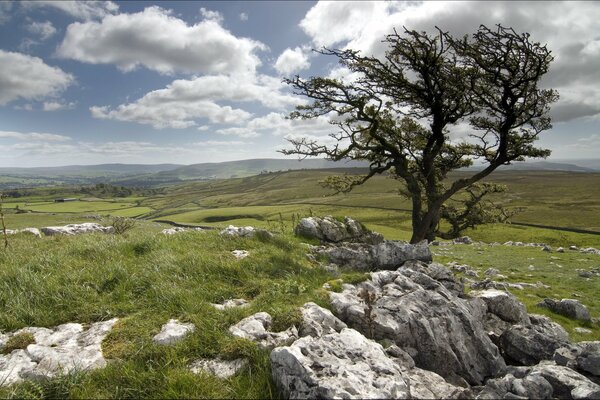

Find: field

[0,169,599,397]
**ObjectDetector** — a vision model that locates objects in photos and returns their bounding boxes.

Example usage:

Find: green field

[3,169,600,246]
[1,169,599,398]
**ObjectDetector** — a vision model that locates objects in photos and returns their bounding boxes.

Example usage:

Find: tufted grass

[432,243,600,341]
[0,225,339,398]
[0,228,598,397]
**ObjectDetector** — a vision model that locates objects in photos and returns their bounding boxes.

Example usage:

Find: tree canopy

[282,25,558,243]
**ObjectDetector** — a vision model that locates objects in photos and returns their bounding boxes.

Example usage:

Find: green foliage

[283,25,558,242]
[110,216,137,235]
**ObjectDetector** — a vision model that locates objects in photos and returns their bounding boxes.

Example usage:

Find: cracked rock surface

[228,312,297,350]
[271,328,410,399]
[0,319,118,386]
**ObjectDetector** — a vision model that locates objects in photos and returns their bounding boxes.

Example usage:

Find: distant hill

[463,160,598,173]
[0,163,182,177]
[118,158,369,184]
[1,158,598,189]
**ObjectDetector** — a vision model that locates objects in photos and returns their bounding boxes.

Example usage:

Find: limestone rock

[329,263,506,385]
[538,298,591,321]
[41,223,114,236]
[476,372,554,399]
[555,341,600,377]
[299,302,347,338]
[270,328,410,399]
[471,289,530,324]
[294,216,383,244]
[499,314,569,365]
[153,319,195,345]
[311,240,432,271]
[210,299,250,311]
[220,225,272,238]
[534,363,600,399]
[577,341,600,376]
[0,319,118,385]
[453,236,473,244]
[189,358,248,379]
[5,228,42,238]
[162,227,187,235]
[228,312,297,350]
[231,250,249,259]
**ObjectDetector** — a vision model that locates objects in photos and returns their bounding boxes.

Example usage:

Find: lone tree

[282,25,558,243]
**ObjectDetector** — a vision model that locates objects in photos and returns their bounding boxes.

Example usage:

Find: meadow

[0,168,599,398]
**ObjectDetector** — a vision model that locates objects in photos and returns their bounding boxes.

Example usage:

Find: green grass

[433,243,600,341]
[0,226,338,398]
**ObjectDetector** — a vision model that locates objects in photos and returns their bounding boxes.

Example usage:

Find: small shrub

[2,332,35,354]
[111,217,136,235]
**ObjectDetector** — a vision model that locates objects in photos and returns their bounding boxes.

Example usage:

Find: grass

[0,169,599,397]
[0,225,339,398]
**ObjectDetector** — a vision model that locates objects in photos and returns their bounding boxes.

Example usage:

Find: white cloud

[57,6,267,75]
[26,21,57,40]
[0,50,73,106]
[299,1,600,122]
[0,130,71,142]
[215,112,337,139]
[90,74,302,129]
[239,12,248,21]
[43,101,76,112]
[200,7,223,22]
[193,140,247,146]
[21,1,118,20]
[274,47,311,76]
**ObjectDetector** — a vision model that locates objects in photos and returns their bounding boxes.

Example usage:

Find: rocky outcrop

[471,289,530,325]
[295,216,383,244]
[498,314,570,365]
[271,328,410,399]
[311,240,432,271]
[0,319,118,386]
[220,225,272,238]
[41,223,114,236]
[538,298,591,321]
[152,319,195,345]
[5,228,42,238]
[329,261,505,385]
[554,341,600,377]
[299,302,347,337]
[229,312,297,350]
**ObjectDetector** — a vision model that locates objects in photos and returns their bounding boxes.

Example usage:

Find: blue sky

[0,1,599,167]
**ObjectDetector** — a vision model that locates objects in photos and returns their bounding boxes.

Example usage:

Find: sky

[0,1,599,167]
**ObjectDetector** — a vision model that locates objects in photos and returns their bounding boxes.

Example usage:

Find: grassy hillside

[0,224,598,398]
[3,169,600,246]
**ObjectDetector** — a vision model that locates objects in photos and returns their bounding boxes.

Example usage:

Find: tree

[281,25,558,243]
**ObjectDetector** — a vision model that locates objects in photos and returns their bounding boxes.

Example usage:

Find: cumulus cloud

[274,47,311,75]
[43,101,76,112]
[239,12,248,21]
[26,20,57,40]
[299,1,600,122]
[90,74,302,129]
[0,130,71,142]
[57,6,267,75]
[0,50,73,106]
[0,2,14,25]
[215,112,337,139]
[200,7,223,22]
[21,1,118,20]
